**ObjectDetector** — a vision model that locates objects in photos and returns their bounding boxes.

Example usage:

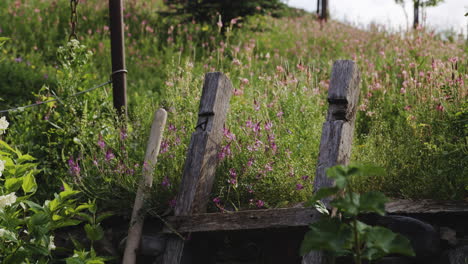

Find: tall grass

[0,0,466,215]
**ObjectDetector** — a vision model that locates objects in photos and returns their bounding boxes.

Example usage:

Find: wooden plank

[385,199,468,214]
[123,108,167,264]
[161,72,233,264]
[160,199,468,234]
[305,60,360,264]
[163,207,320,233]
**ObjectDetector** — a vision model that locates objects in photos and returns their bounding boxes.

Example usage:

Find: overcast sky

[286,0,467,35]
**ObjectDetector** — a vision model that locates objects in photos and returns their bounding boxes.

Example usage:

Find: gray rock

[440,226,458,246]
[447,246,468,264]
[376,215,440,261]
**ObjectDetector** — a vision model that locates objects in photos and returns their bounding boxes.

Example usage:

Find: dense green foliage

[164,0,288,24]
[301,165,415,263]
[0,0,466,219]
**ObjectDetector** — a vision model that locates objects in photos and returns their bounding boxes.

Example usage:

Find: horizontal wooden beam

[385,199,468,214]
[162,199,468,234]
[163,207,319,233]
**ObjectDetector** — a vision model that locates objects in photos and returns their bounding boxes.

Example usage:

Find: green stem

[353,217,362,264]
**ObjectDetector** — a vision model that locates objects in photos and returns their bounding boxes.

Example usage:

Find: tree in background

[395,0,444,29]
[163,0,286,24]
[316,0,328,21]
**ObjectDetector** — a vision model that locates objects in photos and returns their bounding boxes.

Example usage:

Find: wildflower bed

[0,0,466,219]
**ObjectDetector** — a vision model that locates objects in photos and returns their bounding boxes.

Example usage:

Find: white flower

[0,160,5,176]
[48,236,56,251]
[0,228,15,239]
[0,193,17,208]
[0,116,9,134]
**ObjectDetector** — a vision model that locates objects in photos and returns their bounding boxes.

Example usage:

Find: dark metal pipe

[109,0,127,117]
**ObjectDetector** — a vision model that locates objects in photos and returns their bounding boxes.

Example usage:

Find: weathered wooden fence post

[123,108,167,264]
[302,60,361,264]
[161,72,233,264]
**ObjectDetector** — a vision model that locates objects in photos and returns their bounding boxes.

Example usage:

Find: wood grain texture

[123,109,167,264]
[160,199,468,234]
[306,60,360,264]
[161,72,232,264]
[163,207,320,233]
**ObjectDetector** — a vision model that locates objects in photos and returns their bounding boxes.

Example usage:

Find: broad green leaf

[355,220,371,236]
[49,199,60,212]
[5,177,23,192]
[84,223,104,241]
[88,202,97,214]
[364,226,415,260]
[52,214,63,221]
[17,154,36,163]
[66,257,86,264]
[75,204,92,212]
[86,260,105,264]
[96,211,114,223]
[23,244,50,256]
[59,189,80,200]
[24,200,44,212]
[0,140,16,153]
[326,166,348,188]
[330,193,360,216]
[53,219,82,229]
[76,212,94,223]
[359,192,387,215]
[300,218,353,256]
[31,212,50,226]
[22,171,37,193]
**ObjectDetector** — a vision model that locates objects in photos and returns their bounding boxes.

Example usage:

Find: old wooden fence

[128,60,467,264]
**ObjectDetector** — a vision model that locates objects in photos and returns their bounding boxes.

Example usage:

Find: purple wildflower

[253,122,261,133]
[105,149,115,161]
[223,128,236,141]
[168,123,177,132]
[218,143,232,160]
[229,168,237,178]
[14,57,22,63]
[296,183,304,190]
[160,140,170,154]
[256,200,265,208]
[97,134,106,149]
[264,121,273,131]
[68,157,80,176]
[301,175,309,181]
[161,176,171,188]
[264,162,273,172]
[120,129,128,140]
[213,197,221,204]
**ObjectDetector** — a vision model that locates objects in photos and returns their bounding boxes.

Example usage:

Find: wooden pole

[316,0,320,16]
[321,0,328,21]
[302,60,361,264]
[161,72,233,264]
[109,0,127,117]
[413,0,420,29]
[122,108,167,264]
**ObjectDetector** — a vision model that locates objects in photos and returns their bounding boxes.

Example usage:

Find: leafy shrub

[0,118,104,263]
[164,0,288,24]
[301,165,415,263]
